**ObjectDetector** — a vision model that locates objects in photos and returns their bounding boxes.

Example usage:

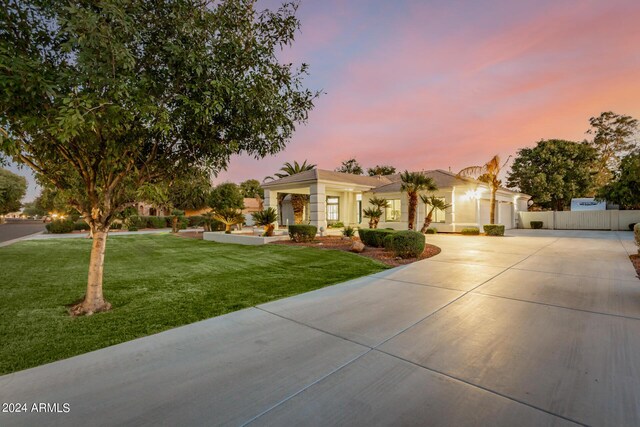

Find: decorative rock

[350,241,365,253]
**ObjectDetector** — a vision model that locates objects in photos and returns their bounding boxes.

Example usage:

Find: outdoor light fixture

[463,189,483,201]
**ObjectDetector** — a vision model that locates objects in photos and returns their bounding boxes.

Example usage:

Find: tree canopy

[239,179,264,199]
[209,182,244,212]
[597,152,640,209]
[507,139,597,210]
[336,158,363,175]
[0,0,316,314]
[367,165,396,176]
[0,168,27,215]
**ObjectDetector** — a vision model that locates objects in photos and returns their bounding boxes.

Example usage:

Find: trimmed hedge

[483,224,505,236]
[460,227,480,236]
[425,228,437,234]
[328,221,344,228]
[74,221,91,231]
[46,220,75,234]
[530,221,543,229]
[635,224,640,254]
[146,216,169,229]
[288,224,317,242]
[384,230,425,258]
[358,228,396,247]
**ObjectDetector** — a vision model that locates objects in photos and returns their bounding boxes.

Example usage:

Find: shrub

[530,221,543,229]
[385,230,425,258]
[358,228,395,247]
[146,216,168,229]
[252,208,278,236]
[188,216,205,227]
[460,227,480,236]
[127,225,138,232]
[110,222,122,230]
[46,219,75,234]
[288,224,317,242]
[125,215,145,230]
[342,226,356,238]
[629,223,637,231]
[483,224,505,236]
[74,221,90,231]
[328,221,345,228]
[425,228,437,234]
[635,224,640,254]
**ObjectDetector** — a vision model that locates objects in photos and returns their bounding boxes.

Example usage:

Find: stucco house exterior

[262,169,530,231]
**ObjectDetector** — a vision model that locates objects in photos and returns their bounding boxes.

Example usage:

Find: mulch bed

[630,255,640,278]
[272,236,441,267]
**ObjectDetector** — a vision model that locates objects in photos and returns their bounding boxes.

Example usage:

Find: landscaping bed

[272,236,441,267]
[630,254,640,278]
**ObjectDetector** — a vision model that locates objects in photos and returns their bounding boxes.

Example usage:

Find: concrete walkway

[1,231,638,426]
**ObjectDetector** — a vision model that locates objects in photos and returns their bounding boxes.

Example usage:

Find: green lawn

[0,234,386,375]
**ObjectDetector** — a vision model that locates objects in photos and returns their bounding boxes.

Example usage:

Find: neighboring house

[242,197,263,226]
[262,169,530,231]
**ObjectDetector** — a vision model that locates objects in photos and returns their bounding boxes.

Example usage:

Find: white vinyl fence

[518,210,640,231]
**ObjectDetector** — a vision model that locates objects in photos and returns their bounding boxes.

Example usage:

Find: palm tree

[420,195,452,233]
[362,197,389,228]
[251,207,278,236]
[213,208,245,234]
[264,160,316,224]
[458,155,510,225]
[400,171,437,230]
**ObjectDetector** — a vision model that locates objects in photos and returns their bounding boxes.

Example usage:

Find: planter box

[203,232,290,246]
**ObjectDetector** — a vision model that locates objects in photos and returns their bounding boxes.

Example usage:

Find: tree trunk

[489,187,497,225]
[420,209,433,233]
[368,218,376,229]
[408,193,417,230]
[265,224,274,236]
[69,227,111,316]
[291,194,305,224]
[172,216,178,233]
[225,223,232,233]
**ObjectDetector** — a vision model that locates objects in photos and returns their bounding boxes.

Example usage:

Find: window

[385,199,401,222]
[430,197,446,223]
[327,196,339,221]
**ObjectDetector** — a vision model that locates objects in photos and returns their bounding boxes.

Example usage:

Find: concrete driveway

[1,230,638,426]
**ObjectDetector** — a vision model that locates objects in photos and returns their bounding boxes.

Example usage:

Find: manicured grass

[0,234,386,375]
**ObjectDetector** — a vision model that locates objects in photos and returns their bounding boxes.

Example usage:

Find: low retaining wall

[203,232,290,245]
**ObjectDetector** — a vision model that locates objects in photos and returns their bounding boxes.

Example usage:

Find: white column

[476,198,481,227]
[264,189,279,230]
[310,183,327,231]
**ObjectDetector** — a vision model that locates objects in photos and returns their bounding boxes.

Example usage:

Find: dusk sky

[8,0,640,200]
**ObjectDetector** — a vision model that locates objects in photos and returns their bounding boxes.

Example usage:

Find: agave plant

[213,208,245,234]
[458,155,510,224]
[420,195,452,234]
[251,207,278,236]
[400,171,437,230]
[363,197,389,228]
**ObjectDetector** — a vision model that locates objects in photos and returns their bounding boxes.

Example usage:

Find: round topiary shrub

[530,221,544,229]
[288,224,317,242]
[385,230,425,258]
[483,224,505,236]
[425,228,437,234]
[460,227,480,236]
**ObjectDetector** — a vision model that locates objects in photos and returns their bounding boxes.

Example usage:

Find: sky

[7,0,640,201]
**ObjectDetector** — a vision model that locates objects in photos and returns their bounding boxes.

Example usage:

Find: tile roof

[262,169,393,188]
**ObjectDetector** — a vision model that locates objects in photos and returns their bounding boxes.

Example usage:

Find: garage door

[499,202,513,229]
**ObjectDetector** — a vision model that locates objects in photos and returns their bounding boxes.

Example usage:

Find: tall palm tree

[420,195,452,233]
[457,155,510,225]
[400,171,437,230]
[264,160,316,224]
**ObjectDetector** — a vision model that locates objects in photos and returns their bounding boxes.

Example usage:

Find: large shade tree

[597,152,640,209]
[264,160,315,224]
[0,0,316,315]
[587,111,638,188]
[507,140,597,211]
[400,171,437,230]
[458,155,509,224]
[0,168,27,215]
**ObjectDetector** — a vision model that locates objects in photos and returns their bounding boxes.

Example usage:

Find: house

[261,169,530,231]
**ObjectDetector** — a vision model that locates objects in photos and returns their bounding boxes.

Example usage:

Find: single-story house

[261,169,531,231]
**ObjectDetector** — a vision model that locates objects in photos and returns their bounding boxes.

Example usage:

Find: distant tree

[507,140,597,211]
[336,158,364,175]
[597,152,640,209]
[367,165,397,176]
[0,168,27,215]
[209,182,245,212]
[239,179,264,199]
[362,197,389,229]
[265,160,316,224]
[168,171,212,212]
[21,201,46,217]
[587,111,639,188]
[0,1,316,315]
[458,155,510,225]
[400,171,437,230]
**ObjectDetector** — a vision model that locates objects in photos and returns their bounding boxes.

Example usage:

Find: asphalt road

[0,220,46,243]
